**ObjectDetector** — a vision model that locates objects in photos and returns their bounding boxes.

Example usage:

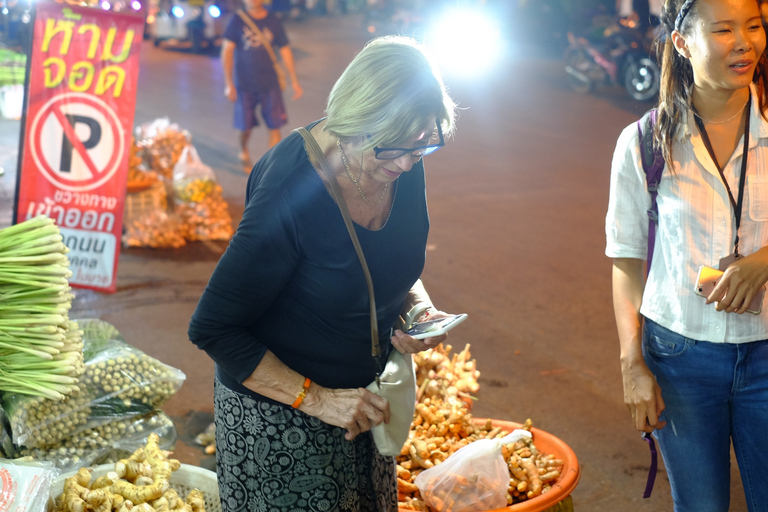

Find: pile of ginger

[52,433,206,512]
[398,344,564,511]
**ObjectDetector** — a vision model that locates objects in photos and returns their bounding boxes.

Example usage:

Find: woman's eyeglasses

[373,123,444,160]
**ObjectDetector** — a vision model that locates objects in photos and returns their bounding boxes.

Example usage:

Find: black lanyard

[693,94,752,256]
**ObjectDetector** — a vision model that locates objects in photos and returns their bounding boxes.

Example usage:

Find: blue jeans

[643,319,768,512]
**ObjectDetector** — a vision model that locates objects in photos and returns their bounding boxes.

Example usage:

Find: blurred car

[146,0,231,52]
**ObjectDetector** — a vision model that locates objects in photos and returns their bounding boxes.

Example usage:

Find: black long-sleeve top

[188,122,429,402]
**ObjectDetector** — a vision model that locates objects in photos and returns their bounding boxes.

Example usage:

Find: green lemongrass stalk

[0,252,69,265]
[53,357,84,377]
[0,272,70,283]
[51,349,81,361]
[0,294,73,306]
[0,339,60,355]
[0,373,76,399]
[64,326,82,339]
[59,345,83,356]
[61,336,83,348]
[0,358,74,373]
[0,341,54,359]
[0,313,67,326]
[0,335,64,348]
[0,233,64,255]
[0,233,64,252]
[0,325,67,336]
[0,325,66,341]
[0,381,65,400]
[0,306,71,317]
[0,305,71,316]
[62,336,82,348]
[0,276,70,288]
[0,264,72,276]
[0,328,66,340]
[0,291,73,305]
[0,216,56,243]
[6,371,77,384]
[0,283,67,296]
[0,242,68,258]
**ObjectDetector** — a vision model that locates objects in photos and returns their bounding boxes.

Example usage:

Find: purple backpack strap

[636,113,663,498]
[636,108,664,275]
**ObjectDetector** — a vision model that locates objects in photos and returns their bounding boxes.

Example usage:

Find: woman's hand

[224,85,237,103]
[305,387,390,441]
[621,356,666,433]
[708,248,768,314]
[391,310,450,354]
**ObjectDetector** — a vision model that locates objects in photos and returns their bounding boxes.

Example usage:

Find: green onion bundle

[0,215,84,400]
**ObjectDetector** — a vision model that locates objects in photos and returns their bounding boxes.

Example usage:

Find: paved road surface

[0,12,750,511]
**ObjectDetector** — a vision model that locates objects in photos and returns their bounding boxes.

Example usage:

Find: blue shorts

[233,87,287,131]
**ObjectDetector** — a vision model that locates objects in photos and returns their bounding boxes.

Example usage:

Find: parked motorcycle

[362,0,429,38]
[564,17,660,102]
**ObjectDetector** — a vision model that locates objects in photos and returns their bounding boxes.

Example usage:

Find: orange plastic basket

[399,418,580,512]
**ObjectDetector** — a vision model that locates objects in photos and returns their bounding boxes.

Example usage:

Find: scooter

[564,17,660,102]
[362,0,429,38]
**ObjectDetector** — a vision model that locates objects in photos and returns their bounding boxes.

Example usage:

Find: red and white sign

[14,2,144,293]
[30,92,125,191]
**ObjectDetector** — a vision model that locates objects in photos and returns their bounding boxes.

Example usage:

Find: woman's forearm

[241,350,316,408]
[612,258,646,367]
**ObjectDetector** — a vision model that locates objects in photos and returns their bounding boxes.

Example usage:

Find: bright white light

[171,5,184,17]
[1,8,7,14]
[131,0,141,10]
[101,1,111,9]
[208,5,221,18]
[426,8,502,76]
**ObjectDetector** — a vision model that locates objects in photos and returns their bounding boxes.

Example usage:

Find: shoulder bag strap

[636,108,664,276]
[293,127,383,367]
[236,10,281,68]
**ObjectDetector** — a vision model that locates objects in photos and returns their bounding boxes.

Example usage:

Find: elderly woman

[188,36,458,511]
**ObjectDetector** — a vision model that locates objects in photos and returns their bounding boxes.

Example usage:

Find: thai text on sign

[14,3,144,293]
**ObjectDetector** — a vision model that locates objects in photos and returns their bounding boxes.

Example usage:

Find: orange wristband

[292,377,311,409]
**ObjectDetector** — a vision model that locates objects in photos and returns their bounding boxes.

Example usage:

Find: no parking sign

[14,3,144,293]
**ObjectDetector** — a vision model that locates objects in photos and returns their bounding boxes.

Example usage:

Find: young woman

[606,0,768,509]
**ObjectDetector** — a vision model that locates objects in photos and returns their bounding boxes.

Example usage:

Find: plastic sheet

[3,319,185,450]
[0,458,59,512]
[415,430,532,512]
[16,409,177,473]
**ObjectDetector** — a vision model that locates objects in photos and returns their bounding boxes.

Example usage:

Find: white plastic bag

[414,429,532,512]
[172,144,218,203]
[0,459,59,512]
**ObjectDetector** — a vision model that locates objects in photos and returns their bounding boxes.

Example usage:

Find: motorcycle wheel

[624,56,660,102]
[563,47,594,95]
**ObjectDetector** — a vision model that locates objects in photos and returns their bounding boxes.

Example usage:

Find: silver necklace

[337,139,389,206]
[694,100,748,125]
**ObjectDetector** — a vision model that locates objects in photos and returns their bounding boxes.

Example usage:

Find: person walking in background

[617,0,662,33]
[607,0,768,509]
[221,0,302,172]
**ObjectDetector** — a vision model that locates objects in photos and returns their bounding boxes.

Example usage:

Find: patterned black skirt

[214,376,398,512]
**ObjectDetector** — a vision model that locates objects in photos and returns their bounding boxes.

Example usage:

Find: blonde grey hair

[324,36,456,150]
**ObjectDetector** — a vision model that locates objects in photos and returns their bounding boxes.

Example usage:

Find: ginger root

[54,434,207,512]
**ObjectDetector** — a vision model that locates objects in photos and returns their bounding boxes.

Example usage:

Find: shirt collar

[681,83,768,143]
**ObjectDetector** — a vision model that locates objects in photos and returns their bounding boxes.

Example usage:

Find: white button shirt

[606,85,768,343]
